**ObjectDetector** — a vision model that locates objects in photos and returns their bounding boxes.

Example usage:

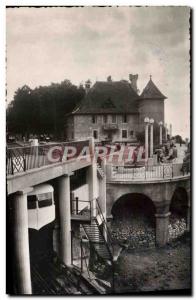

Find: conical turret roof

[140,77,167,100]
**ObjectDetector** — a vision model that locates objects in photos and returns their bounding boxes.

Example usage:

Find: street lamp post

[149,118,154,157]
[159,121,163,145]
[165,123,167,142]
[169,124,172,138]
[144,117,150,161]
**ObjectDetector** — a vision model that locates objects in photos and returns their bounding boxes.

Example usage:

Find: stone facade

[69,114,139,143]
[138,99,164,132]
[66,75,166,143]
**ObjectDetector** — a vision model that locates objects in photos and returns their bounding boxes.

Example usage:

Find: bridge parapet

[6,139,91,175]
[106,163,190,182]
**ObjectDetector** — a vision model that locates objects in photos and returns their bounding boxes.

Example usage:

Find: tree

[7,85,34,137]
[6,80,85,139]
[173,135,185,144]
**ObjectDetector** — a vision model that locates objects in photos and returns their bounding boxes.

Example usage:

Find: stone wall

[106,178,190,217]
[138,99,165,131]
[68,114,139,142]
[66,115,74,140]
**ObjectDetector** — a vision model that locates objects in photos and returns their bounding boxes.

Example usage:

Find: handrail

[94,198,115,291]
[71,196,114,255]
[71,198,91,217]
[70,233,92,285]
[79,197,115,292]
[96,198,113,244]
[6,139,90,175]
[93,198,114,256]
[80,239,92,280]
[6,138,91,150]
[111,163,190,181]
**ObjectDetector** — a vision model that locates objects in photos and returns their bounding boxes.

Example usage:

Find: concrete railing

[6,139,91,175]
[106,163,190,182]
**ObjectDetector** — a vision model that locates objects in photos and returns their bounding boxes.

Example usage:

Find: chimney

[129,74,138,93]
[85,79,91,94]
[107,75,112,82]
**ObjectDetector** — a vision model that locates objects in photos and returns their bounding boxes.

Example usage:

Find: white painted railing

[108,163,190,181]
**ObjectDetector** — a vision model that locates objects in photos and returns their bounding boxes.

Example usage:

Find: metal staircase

[82,198,115,291]
[96,157,105,178]
[96,163,105,178]
[83,218,113,262]
[71,196,115,292]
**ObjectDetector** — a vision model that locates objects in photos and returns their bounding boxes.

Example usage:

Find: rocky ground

[168,214,186,241]
[114,233,191,294]
[106,214,191,294]
[111,217,155,249]
[110,214,187,249]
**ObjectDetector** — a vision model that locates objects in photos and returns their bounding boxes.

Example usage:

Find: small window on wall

[122,114,127,123]
[92,115,97,124]
[122,130,127,139]
[103,115,108,123]
[112,115,117,123]
[93,130,98,140]
[130,130,134,137]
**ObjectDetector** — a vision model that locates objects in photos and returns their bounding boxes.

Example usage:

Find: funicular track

[31,254,98,295]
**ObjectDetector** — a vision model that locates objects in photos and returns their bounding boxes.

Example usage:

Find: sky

[6,6,190,138]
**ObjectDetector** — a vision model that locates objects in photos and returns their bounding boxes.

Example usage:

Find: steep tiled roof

[73,81,140,114]
[140,78,167,100]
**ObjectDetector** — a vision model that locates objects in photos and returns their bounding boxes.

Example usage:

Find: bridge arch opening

[111,193,156,249]
[169,187,189,240]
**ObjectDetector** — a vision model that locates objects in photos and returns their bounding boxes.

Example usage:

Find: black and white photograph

[5,5,191,295]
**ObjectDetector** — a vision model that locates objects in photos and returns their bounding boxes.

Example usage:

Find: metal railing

[94,198,115,292]
[111,163,190,181]
[71,197,115,291]
[71,233,92,281]
[71,198,91,218]
[93,198,114,256]
[6,140,90,175]
[71,197,114,256]
[102,123,118,131]
[80,239,92,280]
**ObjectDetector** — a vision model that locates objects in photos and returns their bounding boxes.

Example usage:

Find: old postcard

[6,6,191,295]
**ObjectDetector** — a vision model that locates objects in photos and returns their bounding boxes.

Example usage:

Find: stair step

[86,230,100,232]
[84,234,102,237]
[86,236,102,239]
[83,226,100,229]
[83,230,100,232]
[82,207,113,268]
[85,233,102,236]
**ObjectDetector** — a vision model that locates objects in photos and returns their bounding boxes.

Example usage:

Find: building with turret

[66,75,167,143]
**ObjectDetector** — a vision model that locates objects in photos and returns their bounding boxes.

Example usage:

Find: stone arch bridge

[106,164,190,246]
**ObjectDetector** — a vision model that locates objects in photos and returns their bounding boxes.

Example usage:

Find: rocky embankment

[111,214,187,249]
